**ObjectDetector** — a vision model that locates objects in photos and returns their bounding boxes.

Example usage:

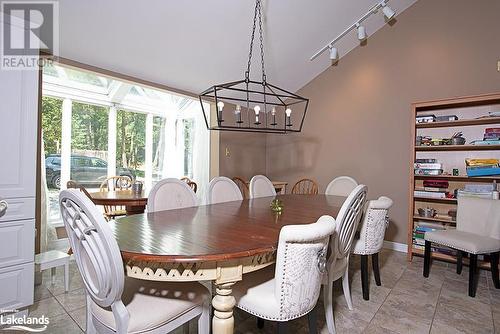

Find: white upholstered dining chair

[325,176,359,197]
[147,178,197,212]
[424,197,500,297]
[249,175,276,198]
[352,196,393,301]
[207,176,243,204]
[59,189,210,334]
[233,215,337,333]
[323,184,367,334]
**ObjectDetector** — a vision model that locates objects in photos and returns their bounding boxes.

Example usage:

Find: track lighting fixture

[329,46,339,61]
[382,3,396,20]
[310,1,396,61]
[356,23,367,41]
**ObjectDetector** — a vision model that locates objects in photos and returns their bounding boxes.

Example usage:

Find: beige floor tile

[28,296,66,319]
[54,288,86,312]
[33,283,53,302]
[369,299,432,334]
[67,306,87,331]
[44,312,83,334]
[433,292,494,333]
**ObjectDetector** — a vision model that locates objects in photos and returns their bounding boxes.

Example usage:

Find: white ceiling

[58,0,417,95]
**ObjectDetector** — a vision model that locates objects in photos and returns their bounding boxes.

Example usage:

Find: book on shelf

[470,139,500,145]
[465,159,499,166]
[423,180,449,188]
[415,158,437,163]
[414,163,442,169]
[414,169,443,176]
[415,186,448,192]
[457,189,493,199]
[485,127,500,134]
[484,133,500,140]
[414,190,447,198]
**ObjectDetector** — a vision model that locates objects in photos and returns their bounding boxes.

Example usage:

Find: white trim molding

[383,240,407,253]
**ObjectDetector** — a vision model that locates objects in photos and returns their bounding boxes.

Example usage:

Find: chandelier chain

[245,0,266,83]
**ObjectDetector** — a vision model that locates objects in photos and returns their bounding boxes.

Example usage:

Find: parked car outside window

[45,154,136,189]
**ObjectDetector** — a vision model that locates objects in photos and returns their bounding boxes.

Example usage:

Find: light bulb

[285,108,292,117]
[271,107,276,116]
[254,105,261,115]
[217,101,224,112]
[235,105,241,114]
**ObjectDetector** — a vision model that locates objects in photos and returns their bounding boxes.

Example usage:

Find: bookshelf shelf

[415,144,500,151]
[412,215,455,224]
[408,92,500,267]
[414,196,457,204]
[414,174,500,182]
[416,116,500,129]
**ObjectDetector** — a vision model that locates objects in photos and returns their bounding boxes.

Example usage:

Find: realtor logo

[1,1,58,69]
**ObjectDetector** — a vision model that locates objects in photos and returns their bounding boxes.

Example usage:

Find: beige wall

[219,131,267,180]
[266,0,500,243]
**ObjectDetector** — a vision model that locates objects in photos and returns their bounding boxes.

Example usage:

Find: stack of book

[457,183,495,199]
[465,158,500,177]
[413,221,456,256]
[414,178,449,199]
[414,158,443,176]
[471,128,500,145]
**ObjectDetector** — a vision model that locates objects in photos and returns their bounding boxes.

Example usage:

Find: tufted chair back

[147,178,197,212]
[325,176,358,197]
[60,189,130,332]
[273,215,336,320]
[353,196,393,255]
[207,176,243,204]
[249,175,276,198]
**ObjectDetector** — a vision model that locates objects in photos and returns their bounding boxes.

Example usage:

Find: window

[40,62,211,253]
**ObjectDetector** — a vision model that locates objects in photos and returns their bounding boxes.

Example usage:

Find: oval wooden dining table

[110,194,345,334]
[88,190,148,215]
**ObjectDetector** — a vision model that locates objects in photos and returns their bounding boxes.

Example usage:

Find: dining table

[88,189,148,215]
[110,194,345,334]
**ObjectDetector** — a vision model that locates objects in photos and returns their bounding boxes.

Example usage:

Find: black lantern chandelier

[199,0,309,134]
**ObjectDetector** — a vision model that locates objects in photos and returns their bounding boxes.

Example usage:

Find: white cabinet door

[0,263,34,310]
[0,219,35,268]
[0,67,39,200]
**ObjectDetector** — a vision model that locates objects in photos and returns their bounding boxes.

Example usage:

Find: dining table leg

[212,281,236,334]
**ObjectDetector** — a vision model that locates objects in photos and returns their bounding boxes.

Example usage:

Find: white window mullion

[107,105,117,177]
[60,98,72,189]
[145,113,153,190]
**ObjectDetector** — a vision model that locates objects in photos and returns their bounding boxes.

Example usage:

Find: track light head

[356,23,367,41]
[329,46,339,61]
[382,3,395,20]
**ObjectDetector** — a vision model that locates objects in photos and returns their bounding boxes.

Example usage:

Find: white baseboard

[383,241,408,253]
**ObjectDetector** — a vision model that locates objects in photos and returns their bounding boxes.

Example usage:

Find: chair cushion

[233,265,282,321]
[91,277,208,333]
[425,230,500,254]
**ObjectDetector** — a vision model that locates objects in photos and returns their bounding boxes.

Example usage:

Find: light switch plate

[498,60,500,72]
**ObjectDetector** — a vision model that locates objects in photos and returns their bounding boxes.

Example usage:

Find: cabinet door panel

[0,197,35,222]
[0,40,39,199]
[0,262,34,310]
[0,219,35,268]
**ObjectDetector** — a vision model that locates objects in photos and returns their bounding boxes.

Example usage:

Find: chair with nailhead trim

[424,197,500,297]
[232,215,337,334]
[352,196,393,301]
[323,184,367,334]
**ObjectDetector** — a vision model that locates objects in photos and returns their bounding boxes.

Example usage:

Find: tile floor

[16,249,500,333]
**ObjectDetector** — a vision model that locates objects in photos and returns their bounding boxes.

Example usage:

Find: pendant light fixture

[199,0,309,134]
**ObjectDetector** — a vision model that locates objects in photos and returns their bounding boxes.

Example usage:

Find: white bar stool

[35,250,70,292]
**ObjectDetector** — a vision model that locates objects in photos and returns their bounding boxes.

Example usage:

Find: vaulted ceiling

[58,0,417,95]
